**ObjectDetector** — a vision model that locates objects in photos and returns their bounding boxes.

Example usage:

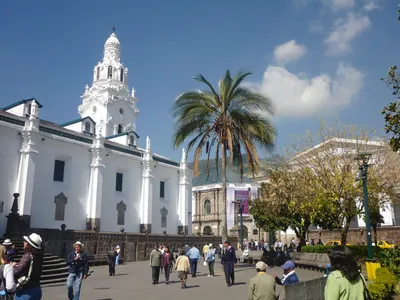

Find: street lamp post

[355,152,373,260]
[238,199,244,250]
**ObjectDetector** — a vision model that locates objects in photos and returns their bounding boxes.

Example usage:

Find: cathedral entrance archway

[203,226,212,235]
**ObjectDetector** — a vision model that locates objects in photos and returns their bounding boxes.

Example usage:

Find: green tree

[250,167,322,242]
[172,70,276,241]
[286,120,379,245]
[381,65,400,152]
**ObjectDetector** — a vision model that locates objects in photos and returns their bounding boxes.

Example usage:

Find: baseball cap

[281,260,295,270]
[255,261,267,271]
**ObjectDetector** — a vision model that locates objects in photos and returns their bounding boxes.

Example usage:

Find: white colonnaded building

[0,32,192,236]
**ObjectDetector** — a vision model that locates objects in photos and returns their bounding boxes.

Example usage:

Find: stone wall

[308,226,400,244]
[279,277,327,300]
[24,228,236,262]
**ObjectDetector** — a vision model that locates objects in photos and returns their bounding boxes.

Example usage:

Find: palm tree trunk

[221,142,228,243]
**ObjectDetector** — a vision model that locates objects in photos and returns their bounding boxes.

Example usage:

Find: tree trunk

[341,221,351,245]
[221,142,228,243]
[372,224,378,246]
[302,219,311,242]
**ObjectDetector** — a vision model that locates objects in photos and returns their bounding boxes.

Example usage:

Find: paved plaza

[42,259,322,300]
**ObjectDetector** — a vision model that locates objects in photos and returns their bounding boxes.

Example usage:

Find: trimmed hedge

[301,245,382,259]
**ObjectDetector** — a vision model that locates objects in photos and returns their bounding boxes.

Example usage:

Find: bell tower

[78,30,139,137]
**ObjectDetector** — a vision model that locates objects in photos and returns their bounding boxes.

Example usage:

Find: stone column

[86,131,106,231]
[15,100,40,228]
[177,148,191,235]
[139,137,153,234]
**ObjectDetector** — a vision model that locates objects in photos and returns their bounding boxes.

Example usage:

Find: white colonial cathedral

[0,32,192,236]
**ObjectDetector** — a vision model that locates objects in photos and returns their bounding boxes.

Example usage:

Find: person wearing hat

[12,233,43,300]
[205,244,216,277]
[274,260,299,286]
[247,261,276,300]
[2,239,16,263]
[66,241,89,300]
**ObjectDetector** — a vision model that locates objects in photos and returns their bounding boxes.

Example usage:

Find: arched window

[84,122,91,132]
[107,66,113,79]
[120,68,124,82]
[117,124,123,134]
[203,226,212,235]
[96,67,100,80]
[203,199,211,215]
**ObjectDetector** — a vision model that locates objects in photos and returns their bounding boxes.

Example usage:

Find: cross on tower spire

[112,26,116,33]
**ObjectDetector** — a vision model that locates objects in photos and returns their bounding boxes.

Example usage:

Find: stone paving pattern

[42,258,322,300]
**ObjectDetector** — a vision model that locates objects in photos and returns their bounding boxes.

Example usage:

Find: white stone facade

[0,33,192,236]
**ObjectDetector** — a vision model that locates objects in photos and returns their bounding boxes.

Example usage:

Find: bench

[292,252,330,272]
[236,250,263,264]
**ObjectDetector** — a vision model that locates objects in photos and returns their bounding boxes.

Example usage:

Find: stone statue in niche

[30,100,39,119]
[160,207,168,228]
[117,201,127,225]
[54,193,68,221]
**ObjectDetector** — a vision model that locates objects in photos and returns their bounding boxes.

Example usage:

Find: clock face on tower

[92,106,97,113]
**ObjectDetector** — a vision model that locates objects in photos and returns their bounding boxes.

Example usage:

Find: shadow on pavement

[114,273,128,276]
[185,285,200,289]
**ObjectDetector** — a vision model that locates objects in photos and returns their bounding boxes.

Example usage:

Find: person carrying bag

[0,245,15,300]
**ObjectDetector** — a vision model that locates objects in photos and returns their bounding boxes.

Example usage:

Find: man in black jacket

[107,247,118,276]
[221,241,237,287]
[66,241,89,300]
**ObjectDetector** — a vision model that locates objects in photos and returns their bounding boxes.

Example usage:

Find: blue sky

[0,0,398,161]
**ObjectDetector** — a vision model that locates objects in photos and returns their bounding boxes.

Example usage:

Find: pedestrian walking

[107,247,118,276]
[186,245,200,277]
[149,244,162,285]
[2,240,16,263]
[12,233,43,300]
[221,241,237,287]
[115,245,121,265]
[159,245,165,274]
[325,246,369,300]
[161,246,175,284]
[175,250,190,289]
[247,261,275,300]
[0,244,16,299]
[205,244,215,277]
[202,243,209,260]
[66,241,89,300]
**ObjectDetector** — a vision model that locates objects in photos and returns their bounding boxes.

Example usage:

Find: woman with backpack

[0,244,16,299]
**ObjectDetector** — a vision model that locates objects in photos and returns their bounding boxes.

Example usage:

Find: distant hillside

[190,155,284,186]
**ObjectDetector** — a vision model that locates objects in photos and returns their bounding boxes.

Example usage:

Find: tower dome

[104,33,120,49]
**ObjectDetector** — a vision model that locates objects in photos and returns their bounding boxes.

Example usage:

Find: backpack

[0,265,15,300]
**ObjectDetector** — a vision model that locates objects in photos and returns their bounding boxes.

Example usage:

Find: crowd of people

[0,234,371,300]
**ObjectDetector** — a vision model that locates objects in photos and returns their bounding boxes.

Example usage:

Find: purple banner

[234,190,249,215]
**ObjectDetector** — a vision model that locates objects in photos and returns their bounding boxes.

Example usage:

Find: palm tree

[172,70,276,242]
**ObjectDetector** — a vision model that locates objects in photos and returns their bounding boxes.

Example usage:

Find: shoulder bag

[16,255,34,291]
[360,273,372,300]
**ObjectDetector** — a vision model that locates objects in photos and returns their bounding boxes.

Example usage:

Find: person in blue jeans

[186,245,200,277]
[66,241,89,300]
[12,233,44,300]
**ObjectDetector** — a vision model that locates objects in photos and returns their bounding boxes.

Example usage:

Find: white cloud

[325,13,371,56]
[364,2,379,12]
[329,0,356,10]
[273,40,308,65]
[246,63,364,119]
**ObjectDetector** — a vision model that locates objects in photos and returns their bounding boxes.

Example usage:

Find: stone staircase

[3,240,69,286]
